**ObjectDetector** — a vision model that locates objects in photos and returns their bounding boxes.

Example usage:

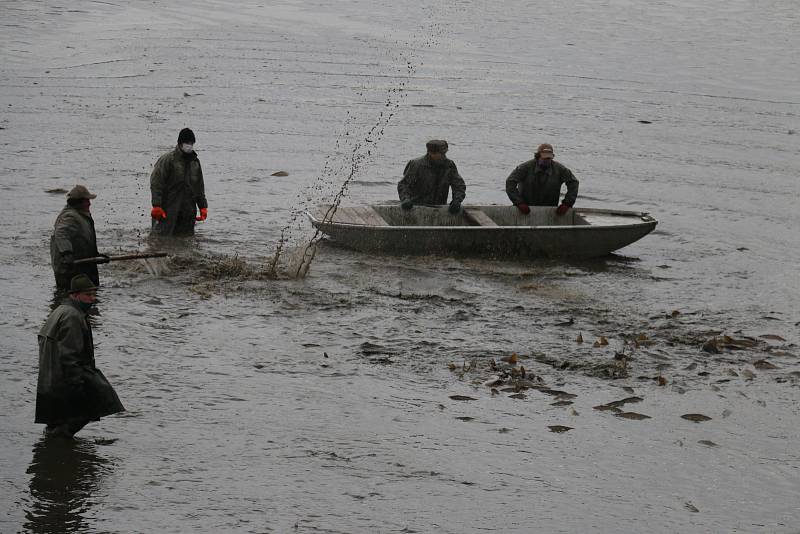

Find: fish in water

[615,412,651,420]
[548,425,573,433]
[753,359,777,370]
[681,414,712,423]
[605,396,644,408]
[593,404,622,412]
[539,389,577,399]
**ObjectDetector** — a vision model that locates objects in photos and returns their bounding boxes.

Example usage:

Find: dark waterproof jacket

[35,299,125,425]
[505,159,579,207]
[398,155,467,205]
[150,146,208,236]
[50,206,99,289]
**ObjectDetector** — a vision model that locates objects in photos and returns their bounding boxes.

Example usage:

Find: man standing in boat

[505,143,579,215]
[150,127,209,236]
[398,139,466,214]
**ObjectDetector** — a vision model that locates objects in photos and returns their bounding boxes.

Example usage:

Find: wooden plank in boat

[352,206,389,226]
[464,209,498,227]
[334,207,369,225]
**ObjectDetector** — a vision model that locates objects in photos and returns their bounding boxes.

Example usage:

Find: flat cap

[66,184,97,200]
[426,139,449,154]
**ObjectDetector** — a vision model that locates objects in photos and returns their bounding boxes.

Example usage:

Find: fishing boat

[306,204,658,259]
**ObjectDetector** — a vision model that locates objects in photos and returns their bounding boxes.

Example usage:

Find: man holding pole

[50,185,106,290]
[49,185,168,291]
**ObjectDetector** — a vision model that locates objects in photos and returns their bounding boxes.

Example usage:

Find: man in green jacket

[36,274,125,438]
[398,139,466,214]
[150,128,209,236]
[50,185,103,290]
[505,143,579,215]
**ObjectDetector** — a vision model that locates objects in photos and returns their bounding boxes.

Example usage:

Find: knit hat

[178,128,196,144]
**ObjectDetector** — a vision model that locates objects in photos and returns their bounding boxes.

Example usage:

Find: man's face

[78,199,91,212]
[428,151,444,161]
[75,289,97,305]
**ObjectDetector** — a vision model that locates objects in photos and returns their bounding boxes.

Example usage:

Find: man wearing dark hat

[398,139,466,213]
[505,143,579,215]
[36,274,125,438]
[150,127,209,236]
[50,185,104,290]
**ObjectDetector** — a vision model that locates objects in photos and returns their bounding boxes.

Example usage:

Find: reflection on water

[24,438,112,534]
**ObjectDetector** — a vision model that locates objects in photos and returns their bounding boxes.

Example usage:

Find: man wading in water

[35,274,125,438]
[150,128,209,236]
[398,139,466,214]
[50,185,106,290]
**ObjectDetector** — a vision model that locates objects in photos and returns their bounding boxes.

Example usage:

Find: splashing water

[140,258,161,277]
[264,18,446,279]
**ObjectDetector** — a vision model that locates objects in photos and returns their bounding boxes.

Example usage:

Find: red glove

[196,207,208,222]
[515,203,530,214]
[151,206,167,220]
[556,203,571,216]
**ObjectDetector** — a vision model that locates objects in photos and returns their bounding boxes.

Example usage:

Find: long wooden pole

[74,252,168,265]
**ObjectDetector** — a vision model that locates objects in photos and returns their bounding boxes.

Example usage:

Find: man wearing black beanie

[149,127,209,236]
[397,139,466,214]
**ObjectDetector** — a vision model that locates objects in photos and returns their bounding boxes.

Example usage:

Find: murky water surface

[1,1,799,532]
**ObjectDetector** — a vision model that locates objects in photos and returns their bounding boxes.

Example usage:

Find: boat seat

[464,209,498,226]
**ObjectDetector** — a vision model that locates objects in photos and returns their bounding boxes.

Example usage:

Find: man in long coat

[50,185,102,290]
[398,139,466,214]
[505,143,579,215]
[150,127,209,236]
[36,274,125,438]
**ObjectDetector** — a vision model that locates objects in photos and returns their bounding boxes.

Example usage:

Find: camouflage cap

[425,139,449,154]
[66,184,97,200]
[68,273,99,293]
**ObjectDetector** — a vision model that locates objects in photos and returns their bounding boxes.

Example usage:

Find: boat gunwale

[305,206,657,231]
